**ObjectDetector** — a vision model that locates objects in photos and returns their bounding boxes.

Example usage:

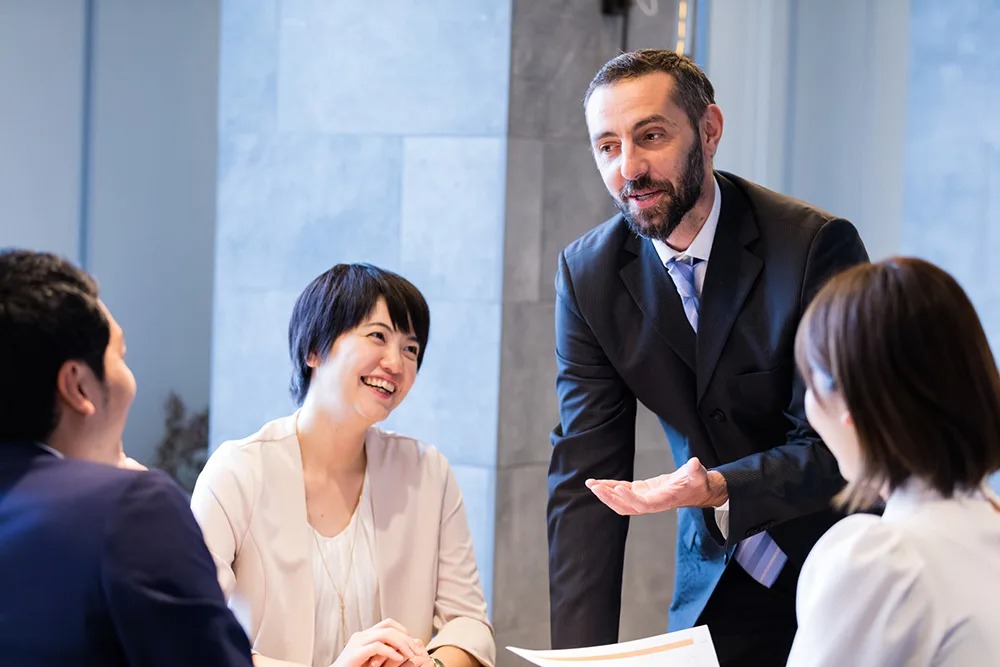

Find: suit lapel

[620,230,696,371]
[696,174,762,402]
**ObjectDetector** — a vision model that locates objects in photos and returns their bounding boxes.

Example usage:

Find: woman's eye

[404,346,420,357]
[369,331,386,342]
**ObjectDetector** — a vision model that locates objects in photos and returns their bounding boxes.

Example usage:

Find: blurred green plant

[153,392,208,494]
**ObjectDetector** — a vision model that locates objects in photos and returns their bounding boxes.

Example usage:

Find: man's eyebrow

[590,114,678,144]
[633,114,676,130]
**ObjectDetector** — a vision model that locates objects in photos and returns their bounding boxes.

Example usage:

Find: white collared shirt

[35,443,64,459]
[650,174,722,296]
[788,478,1000,666]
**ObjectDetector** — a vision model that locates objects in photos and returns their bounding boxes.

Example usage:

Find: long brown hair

[795,257,1000,510]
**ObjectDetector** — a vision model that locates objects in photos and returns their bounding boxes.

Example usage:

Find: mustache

[620,176,676,200]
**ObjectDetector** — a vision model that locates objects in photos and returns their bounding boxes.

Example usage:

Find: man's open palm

[585,457,726,515]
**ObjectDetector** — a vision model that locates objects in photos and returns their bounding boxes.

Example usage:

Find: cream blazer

[191,414,495,667]
[788,479,1000,667]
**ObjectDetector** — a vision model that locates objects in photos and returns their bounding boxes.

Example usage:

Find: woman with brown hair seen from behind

[787,257,1000,666]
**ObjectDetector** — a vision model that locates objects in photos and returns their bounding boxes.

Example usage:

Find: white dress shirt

[35,443,64,458]
[650,174,722,293]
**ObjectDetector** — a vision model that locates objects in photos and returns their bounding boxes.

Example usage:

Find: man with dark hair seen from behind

[547,50,869,666]
[0,249,253,666]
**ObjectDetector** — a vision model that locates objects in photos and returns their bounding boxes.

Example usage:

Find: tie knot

[675,254,701,268]
[667,255,701,294]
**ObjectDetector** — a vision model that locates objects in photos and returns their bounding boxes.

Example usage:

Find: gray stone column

[494,2,683,659]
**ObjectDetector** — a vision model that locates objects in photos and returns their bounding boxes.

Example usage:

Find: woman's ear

[839,408,854,429]
[54,360,98,417]
[305,351,319,368]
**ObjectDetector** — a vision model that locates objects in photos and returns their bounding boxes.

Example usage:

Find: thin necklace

[311,478,365,651]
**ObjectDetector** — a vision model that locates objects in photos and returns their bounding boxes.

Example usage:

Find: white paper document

[507,626,720,667]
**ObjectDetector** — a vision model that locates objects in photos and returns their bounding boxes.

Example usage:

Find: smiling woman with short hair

[192,263,494,667]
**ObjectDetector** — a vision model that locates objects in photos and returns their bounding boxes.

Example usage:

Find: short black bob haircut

[288,263,430,405]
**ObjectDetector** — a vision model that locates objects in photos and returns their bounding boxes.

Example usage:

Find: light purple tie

[665,255,702,331]
[733,530,787,588]
[666,255,788,588]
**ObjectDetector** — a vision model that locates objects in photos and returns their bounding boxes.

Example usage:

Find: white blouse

[310,473,381,667]
[788,479,1000,667]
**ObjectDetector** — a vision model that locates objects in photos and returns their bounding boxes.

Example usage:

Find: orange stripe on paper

[541,638,695,662]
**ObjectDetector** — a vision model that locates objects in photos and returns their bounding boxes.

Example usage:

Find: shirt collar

[651,174,722,266]
[882,476,997,522]
[35,443,65,459]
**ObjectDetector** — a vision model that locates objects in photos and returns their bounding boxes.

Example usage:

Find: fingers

[587,478,644,515]
[372,630,420,659]
[590,472,692,514]
[353,640,405,665]
[374,618,410,634]
[358,619,427,664]
[586,478,631,488]
[399,646,434,667]
[586,459,715,514]
[608,483,649,514]
[589,482,641,515]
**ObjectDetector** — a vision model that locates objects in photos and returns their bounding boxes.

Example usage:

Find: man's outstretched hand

[585,457,728,515]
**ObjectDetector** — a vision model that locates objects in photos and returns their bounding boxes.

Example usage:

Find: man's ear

[701,104,724,159]
[54,360,98,417]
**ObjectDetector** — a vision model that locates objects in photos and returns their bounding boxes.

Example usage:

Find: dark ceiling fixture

[601,0,630,16]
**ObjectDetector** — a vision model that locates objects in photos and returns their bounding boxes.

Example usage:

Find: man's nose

[619,144,648,182]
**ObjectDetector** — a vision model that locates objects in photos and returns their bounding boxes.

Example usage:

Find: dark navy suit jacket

[547,172,869,647]
[0,441,253,666]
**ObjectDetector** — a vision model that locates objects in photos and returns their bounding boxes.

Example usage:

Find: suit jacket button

[711,409,726,422]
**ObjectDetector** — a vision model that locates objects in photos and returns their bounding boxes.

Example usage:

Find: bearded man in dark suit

[547,50,868,667]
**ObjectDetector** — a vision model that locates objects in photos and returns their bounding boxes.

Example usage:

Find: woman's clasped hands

[332,618,436,667]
